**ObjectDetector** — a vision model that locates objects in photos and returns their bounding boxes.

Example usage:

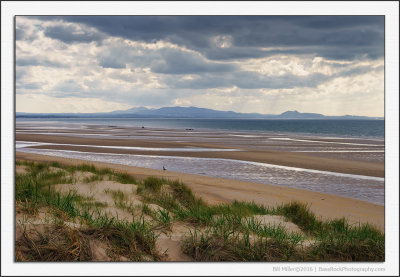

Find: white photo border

[2,1,399,276]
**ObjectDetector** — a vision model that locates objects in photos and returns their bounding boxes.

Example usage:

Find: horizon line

[15,106,384,118]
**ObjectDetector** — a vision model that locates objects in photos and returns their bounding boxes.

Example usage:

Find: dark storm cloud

[293,16,383,30]
[35,15,384,61]
[44,24,104,43]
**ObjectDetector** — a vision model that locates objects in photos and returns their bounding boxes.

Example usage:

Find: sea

[16,118,385,139]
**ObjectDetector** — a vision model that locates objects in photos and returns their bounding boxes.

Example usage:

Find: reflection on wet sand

[16,121,384,205]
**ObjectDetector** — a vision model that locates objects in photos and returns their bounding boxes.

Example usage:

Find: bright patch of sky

[16,16,384,116]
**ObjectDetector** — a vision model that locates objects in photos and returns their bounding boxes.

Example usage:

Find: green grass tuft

[142,176,164,192]
[112,172,136,184]
[277,201,321,234]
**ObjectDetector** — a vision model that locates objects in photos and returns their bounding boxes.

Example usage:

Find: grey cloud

[97,45,151,69]
[234,71,330,89]
[108,71,139,83]
[294,16,384,30]
[165,71,331,90]
[16,82,43,90]
[97,46,128,69]
[15,27,24,40]
[337,65,383,78]
[16,67,28,81]
[17,57,65,67]
[167,75,230,89]
[15,18,41,42]
[203,47,272,61]
[36,16,384,61]
[44,24,104,43]
[120,91,179,107]
[48,85,182,107]
[97,44,236,74]
[98,56,126,69]
[52,79,83,93]
[15,15,384,112]
[151,48,237,74]
[165,62,380,90]
[16,26,37,41]
[203,47,321,61]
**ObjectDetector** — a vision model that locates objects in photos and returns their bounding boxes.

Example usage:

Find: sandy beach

[15,151,384,231]
[16,133,384,177]
[15,121,385,231]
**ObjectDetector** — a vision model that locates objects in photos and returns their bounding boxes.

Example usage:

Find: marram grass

[15,160,384,262]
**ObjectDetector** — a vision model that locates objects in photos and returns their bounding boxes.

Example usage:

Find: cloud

[151,48,237,74]
[36,16,384,61]
[96,40,237,74]
[16,67,28,81]
[98,55,126,69]
[15,17,41,41]
[16,82,43,90]
[16,26,38,41]
[165,70,331,90]
[203,47,273,61]
[52,79,84,93]
[44,23,104,43]
[16,57,64,67]
[16,94,132,113]
[15,16,384,116]
[337,64,384,78]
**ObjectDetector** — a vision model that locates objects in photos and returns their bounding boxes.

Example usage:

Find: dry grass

[16,224,92,261]
[15,160,384,262]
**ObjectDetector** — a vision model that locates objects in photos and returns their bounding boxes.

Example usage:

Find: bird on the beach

[163,166,166,171]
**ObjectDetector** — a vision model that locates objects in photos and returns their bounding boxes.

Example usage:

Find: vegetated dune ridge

[16,151,384,231]
[15,153,384,262]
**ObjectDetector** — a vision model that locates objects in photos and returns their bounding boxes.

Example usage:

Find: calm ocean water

[16,118,385,139]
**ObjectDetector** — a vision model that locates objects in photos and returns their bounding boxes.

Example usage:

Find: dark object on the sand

[185,128,194,131]
[163,166,166,171]
[142,126,145,129]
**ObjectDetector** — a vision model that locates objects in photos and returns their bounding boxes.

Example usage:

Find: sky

[15,16,384,116]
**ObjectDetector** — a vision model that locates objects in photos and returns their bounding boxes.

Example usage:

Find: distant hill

[16,107,383,120]
[278,110,324,119]
[109,106,266,119]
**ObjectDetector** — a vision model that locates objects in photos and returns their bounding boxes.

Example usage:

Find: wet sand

[16,133,384,177]
[15,152,384,231]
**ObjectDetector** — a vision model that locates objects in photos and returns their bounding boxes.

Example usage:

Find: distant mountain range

[16,106,383,120]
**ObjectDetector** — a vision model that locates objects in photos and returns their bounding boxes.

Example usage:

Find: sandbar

[16,133,384,177]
